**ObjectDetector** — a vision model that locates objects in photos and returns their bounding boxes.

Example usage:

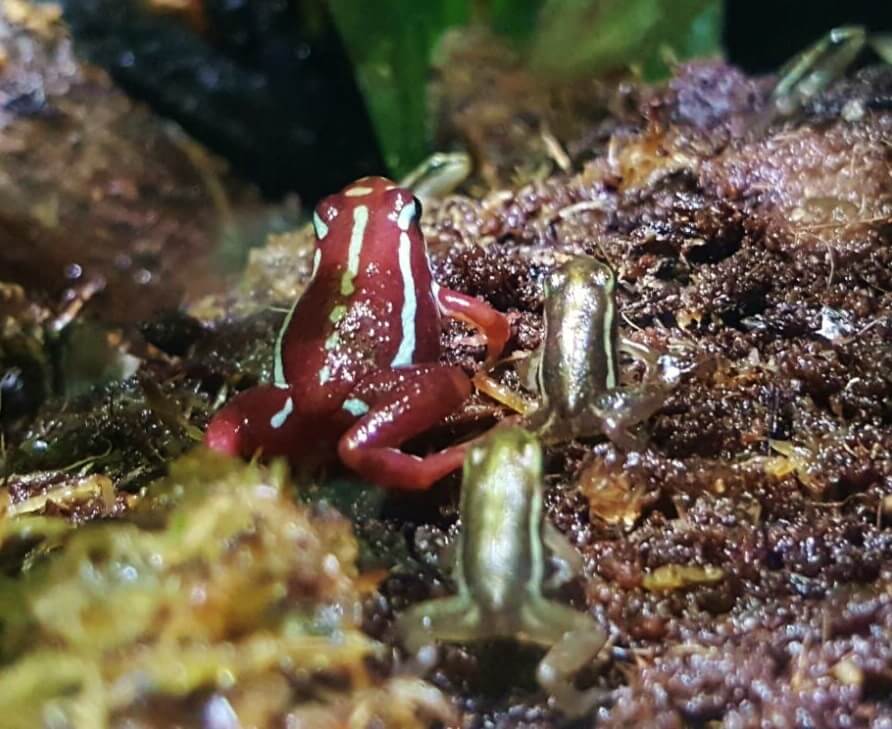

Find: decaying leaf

[578,457,648,528]
[642,564,724,592]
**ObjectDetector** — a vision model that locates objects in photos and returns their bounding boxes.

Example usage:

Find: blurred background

[56,0,892,202]
[1,0,889,388]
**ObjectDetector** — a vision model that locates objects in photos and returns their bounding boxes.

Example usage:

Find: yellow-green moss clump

[0,450,453,729]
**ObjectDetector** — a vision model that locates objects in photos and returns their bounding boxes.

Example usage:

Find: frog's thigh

[338,364,472,490]
[519,598,602,651]
[398,596,482,654]
[618,336,659,378]
[205,383,304,460]
[521,599,609,717]
[436,286,510,364]
[526,406,573,445]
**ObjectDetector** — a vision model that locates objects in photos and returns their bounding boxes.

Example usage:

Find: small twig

[540,124,571,173]
[557,200,611,220]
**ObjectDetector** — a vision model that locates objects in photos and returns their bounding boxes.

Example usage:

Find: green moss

[0,450,379,728]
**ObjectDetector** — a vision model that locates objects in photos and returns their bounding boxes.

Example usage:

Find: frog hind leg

[519,598,610,718]
[205,383,319,463]
[618,336,660,380]
[337,364,472,490]
[397,595,482,655]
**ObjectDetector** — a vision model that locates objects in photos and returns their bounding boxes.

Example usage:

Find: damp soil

[360,61,892,728]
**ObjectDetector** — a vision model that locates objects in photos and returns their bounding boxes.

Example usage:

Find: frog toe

[519,599,610,717]
[537,666,610,719]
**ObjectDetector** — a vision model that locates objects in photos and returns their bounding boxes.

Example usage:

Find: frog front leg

[437,287,510,365]
[520,599,610,718]
[591,382,667,451]
[337,364,473,490]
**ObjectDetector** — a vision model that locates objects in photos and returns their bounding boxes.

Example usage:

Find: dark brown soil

[360,61,892,728]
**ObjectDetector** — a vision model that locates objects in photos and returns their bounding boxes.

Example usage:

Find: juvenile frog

[399,151,472,204]
[526,257,666,449]
[205,176,510,490]
[398,426,609,717]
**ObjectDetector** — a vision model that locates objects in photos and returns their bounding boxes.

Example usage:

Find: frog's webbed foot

[397,596,482,656]
[591,383,666,451]
[519,599,610,718]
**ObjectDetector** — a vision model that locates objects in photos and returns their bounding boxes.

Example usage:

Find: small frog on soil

[526,257,667,449]
[398,426,609,718]
[477,257,670,449]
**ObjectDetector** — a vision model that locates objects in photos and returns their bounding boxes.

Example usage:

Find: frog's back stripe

[274,249,321,386]
[345,185,374,197]
[274,300,299,387]
[341,205,369,296]
[392,199,419,367]
[602,269,616,390]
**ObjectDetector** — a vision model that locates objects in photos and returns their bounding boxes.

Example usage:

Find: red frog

[205,176,510,490]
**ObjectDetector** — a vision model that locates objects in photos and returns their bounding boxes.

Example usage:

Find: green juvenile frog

[397,426,609,717]
[769,26,889,117]
[399,151,472,204]
[525,257,666,450]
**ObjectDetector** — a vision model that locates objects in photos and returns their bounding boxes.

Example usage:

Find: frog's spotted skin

[526,257,667,450]
[205,177,510,491]
[397,427,609,718]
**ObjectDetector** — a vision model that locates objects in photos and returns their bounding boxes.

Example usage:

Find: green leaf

[530,0,722,79]
[326,0,723,176]
[486,0,542,42]
[326,0,471,176]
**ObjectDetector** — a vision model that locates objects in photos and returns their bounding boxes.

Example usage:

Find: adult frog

[398,426,609,717]
[205,176,510,490]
